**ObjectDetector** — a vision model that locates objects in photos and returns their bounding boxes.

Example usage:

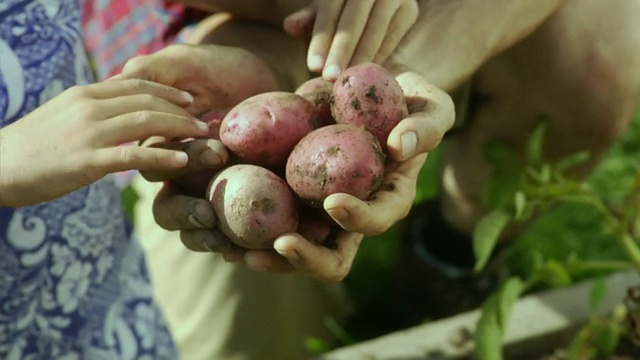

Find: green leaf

[496,277,525,328]
[539,260,572,288]
[526,119,548,164]
[324,317,356,346]
[539,164,552,184]
[484,140,520,166]
[530,250,545,274]
[482,140,525,210]
[589,277,607,314]
[484,170,524,210]
[514,192,527,220]
[592,321,621,355]
[473,210,511,272]
[566,328,596,360]
[554,151,591,175]
[475,296,504,360]
[305,337,331,354]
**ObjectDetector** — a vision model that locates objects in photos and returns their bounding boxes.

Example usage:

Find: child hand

[0,79,210,207]
[283,0,418,80]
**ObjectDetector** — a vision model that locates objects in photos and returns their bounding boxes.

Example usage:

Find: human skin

[0,79,209,207]
[285,0,640,234]
[282,0,419,80]
[119,12,454,282]
[130,0,640,280]
[384,0,640,234]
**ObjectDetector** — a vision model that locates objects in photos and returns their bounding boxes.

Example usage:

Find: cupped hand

[283,0,419,80]
[146,137,365,283]
[116,43,281,116]
[0,79,209,207]
[153,174,364,282]
[322,71,456,235]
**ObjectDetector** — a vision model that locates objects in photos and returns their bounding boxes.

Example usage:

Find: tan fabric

[131,177,353,360]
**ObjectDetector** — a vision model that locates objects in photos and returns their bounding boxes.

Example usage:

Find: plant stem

[620,233,640,268]
[569,260,636,273]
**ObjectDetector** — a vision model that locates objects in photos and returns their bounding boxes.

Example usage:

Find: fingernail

[181,91,194,103]
[172,151,188,166]
[326,207,349,221]
[223,253,242,263]
[187,214,205,227]
[202,236,218,252]
[193,202,215,227]
[401,131,418,160]
[323,64,341,80]
[199,149,222,166]
[196,121,209,132]
[275,244,301,262]
[308,54,324,71]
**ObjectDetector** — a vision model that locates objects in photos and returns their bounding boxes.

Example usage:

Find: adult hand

[115,43,281,116]
[117,43,364,282]
[322,71,456,235]
[147,72,453,283]
[283,0,419,80]
[0,79,208,207]
[152,175,364,283]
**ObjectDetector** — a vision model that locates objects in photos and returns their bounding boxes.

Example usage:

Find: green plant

[473,119,640,359]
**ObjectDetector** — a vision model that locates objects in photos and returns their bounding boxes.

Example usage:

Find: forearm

[387,0,567,92]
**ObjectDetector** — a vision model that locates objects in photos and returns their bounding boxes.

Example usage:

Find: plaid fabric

[82,0,206,80]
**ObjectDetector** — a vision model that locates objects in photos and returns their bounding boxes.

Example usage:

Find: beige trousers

[132,177,353,360]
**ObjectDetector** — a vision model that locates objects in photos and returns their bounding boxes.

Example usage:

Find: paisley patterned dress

[0,1,178,359]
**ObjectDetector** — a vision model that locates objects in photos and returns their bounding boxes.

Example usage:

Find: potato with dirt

[295,77,336,127]
[286,124,386,207]
[331,62,408,150]
[208,164,299,249]
[219,92,321,169]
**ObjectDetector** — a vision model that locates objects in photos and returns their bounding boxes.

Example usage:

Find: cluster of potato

[176,63,408,250]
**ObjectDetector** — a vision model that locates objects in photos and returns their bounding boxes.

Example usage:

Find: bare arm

[386,0,568,92]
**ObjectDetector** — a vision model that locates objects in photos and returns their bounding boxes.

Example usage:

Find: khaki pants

[132,177,352,360]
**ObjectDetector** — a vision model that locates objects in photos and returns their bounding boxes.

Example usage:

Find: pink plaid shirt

[82,0,206,80]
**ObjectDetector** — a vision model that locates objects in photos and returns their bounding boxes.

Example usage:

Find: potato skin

[295,77,336,127]
[208,164,299,249]
[285,124,386,207]
[331,63,407,150]
[220,92,320,169]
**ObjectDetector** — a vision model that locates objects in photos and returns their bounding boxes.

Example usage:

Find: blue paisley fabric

[0,1,178,359]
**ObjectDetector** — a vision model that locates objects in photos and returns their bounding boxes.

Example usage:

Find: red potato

[331,63,408,151]
[220,92,321,169]
[208,164,299,249]
[286,124,386,207]
[295,77,336,127]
